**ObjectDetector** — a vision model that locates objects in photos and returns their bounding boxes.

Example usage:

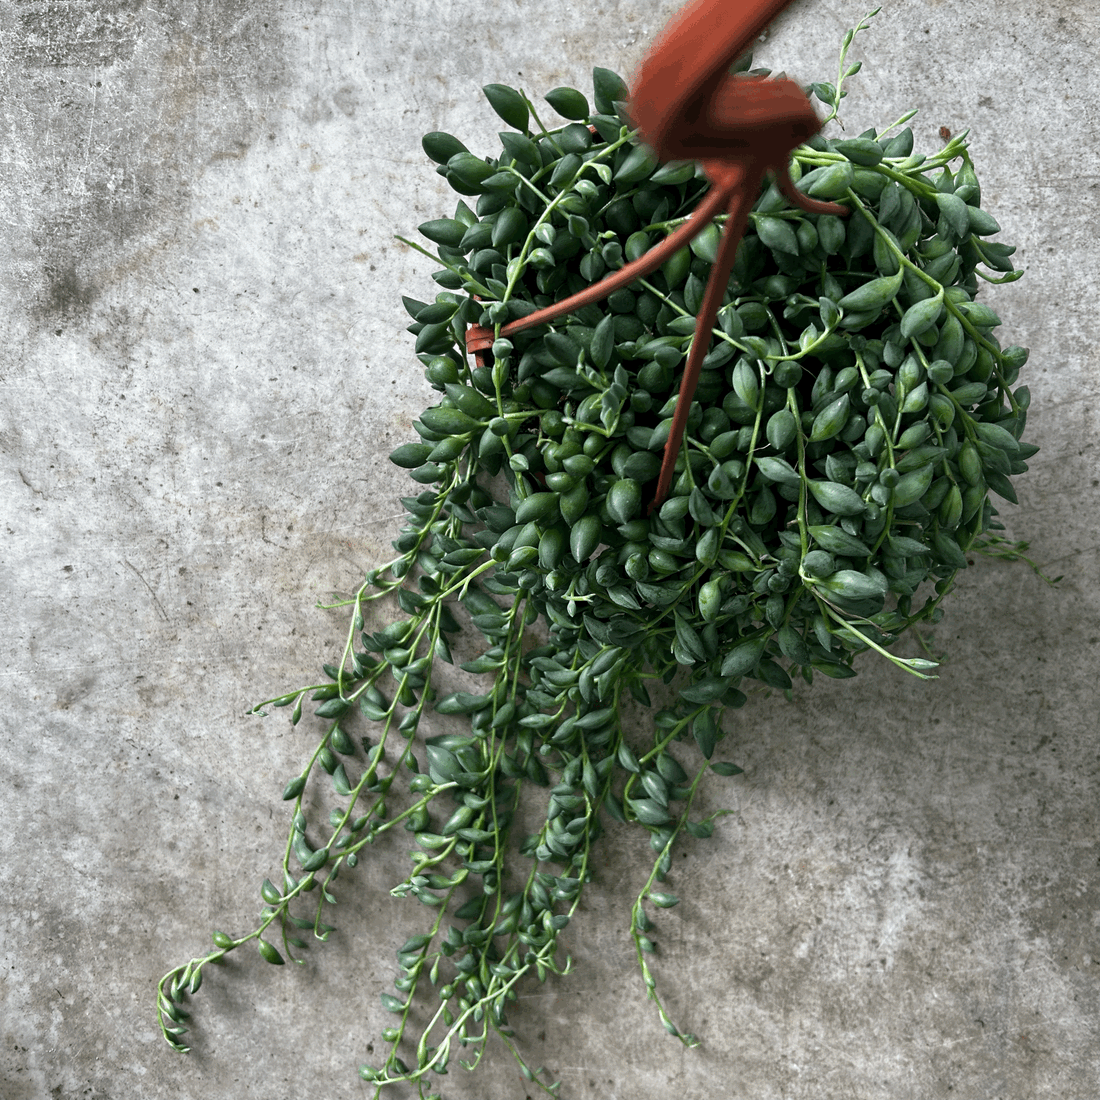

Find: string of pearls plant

[157,15,1047,1097]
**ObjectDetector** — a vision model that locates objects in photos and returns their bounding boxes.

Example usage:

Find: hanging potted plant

[157,3,1044,1095]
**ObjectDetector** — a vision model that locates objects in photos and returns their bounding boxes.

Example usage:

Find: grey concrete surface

[2,0,1097,1097]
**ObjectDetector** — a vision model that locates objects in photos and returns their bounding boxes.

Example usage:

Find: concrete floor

[2,0,1098,1097]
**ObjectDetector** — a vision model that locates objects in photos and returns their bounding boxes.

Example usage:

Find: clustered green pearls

[158,18,1034,1099]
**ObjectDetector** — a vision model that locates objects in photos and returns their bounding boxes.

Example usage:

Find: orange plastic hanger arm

[464,0,850,512]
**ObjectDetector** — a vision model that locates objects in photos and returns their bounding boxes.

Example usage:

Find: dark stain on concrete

[55,673,97,709]
[44,262,97,315]
[1,1,289,328]
[10,0,145,68]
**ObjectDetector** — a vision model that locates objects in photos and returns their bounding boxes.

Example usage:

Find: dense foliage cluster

[159,22,1034,1098]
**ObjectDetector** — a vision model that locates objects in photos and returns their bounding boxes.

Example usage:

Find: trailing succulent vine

[158,16,1043,1097]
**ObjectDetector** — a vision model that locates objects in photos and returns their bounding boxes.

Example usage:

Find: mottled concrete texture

[2,0,1097,1097]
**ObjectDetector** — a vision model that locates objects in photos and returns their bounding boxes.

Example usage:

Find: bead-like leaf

[545,86,590,120]
[482,83,529,132]
[257,940,284,965]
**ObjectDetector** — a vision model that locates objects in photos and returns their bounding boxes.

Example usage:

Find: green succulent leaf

[483,83,529,132]
[545,86,591,121]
